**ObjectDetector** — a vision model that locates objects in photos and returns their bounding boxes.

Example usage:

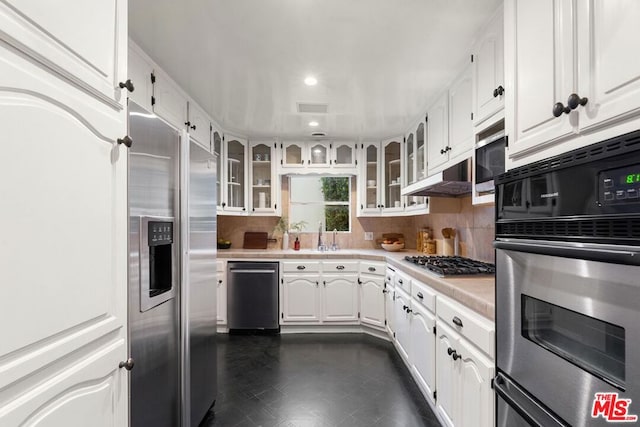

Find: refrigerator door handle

[494,373,569,427]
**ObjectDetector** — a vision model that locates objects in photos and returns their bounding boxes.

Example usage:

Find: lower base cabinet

[216,260,227,325]
[281,276,321,323]
[359,275,385,329]
[393,288,412,362]
[436,321,494,427]
[322,275,359,323]
[409,302,436,404]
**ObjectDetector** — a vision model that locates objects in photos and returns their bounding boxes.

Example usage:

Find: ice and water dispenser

[139,216,177,311]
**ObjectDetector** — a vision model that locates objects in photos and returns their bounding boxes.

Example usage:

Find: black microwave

[475,130,506,194]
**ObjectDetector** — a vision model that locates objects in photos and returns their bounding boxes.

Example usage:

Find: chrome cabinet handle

[297,265,306,270]
[336,265,345,270]
[417,292,424,299]
[119,358,135,371]
[452,316,463,327]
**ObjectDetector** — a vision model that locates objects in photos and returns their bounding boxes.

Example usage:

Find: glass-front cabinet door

[359,142,381,216]
[249,141,278,215]
[308,142,330,167]
[382,138,404,212]
[224,136,247,212]
[281,142,304,168]
[405,133,415,186]
[332,142,357,168]
[213,131,224,212]
[406,122,428,213]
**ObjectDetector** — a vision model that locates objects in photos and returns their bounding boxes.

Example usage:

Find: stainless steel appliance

[474,127,505,194]
[404,255,495,277]
[402,159,472,197]
[228,262,279,332]
[494,129,640,427]
[128,101,217,427]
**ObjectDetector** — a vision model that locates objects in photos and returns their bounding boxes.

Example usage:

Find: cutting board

[243,232,269,249]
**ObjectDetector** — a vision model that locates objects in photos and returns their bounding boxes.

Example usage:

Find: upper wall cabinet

[505,0,640,162]
[152,68,188,131]
[358,142,382,215]
[249,141,280,215]
[448,66,474,162]
[382,138,405,213]
[222,136,248,213]
[427,91,450,174]
[472,5,505,127]
[405,122,428,213]
[213,130,224,213]
[279,141,357,173]
[128,44,154,112]
[187,101,211,149]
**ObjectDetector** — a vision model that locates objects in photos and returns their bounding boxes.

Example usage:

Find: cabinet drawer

[282,261,321,274]
[411,279,436,313]
[358,261,386,276]
[385,268,395,288]
[437,296,494,358]
[394,270,411,295]
[323,261,359,273]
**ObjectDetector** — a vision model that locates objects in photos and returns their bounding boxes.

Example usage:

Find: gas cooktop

[404,256,495,277]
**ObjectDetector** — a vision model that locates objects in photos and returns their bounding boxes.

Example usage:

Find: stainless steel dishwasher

[227,261,279,332]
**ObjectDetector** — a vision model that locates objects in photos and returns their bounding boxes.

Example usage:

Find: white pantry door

[0,0,129,425]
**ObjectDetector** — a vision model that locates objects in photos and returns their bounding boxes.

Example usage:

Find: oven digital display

[599,165,640,205]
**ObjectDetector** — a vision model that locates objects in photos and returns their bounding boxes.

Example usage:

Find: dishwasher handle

[229,269,277,274]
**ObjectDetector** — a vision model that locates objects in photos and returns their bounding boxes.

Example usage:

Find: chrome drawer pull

[336,265,345,270]
[297,265,306,270]
[452,316,463,327]
[368,266,376,272]
[417,292,423,299]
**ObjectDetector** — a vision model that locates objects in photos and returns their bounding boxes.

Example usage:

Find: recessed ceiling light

[304,76,318,86]
[308,121,319,127]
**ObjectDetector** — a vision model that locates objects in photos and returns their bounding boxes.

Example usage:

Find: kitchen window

[289,176,351,232]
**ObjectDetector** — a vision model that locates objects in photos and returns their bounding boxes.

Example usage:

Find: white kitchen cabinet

[576,1,640,133]
[436,296,495,427]
[213,130,224,213]
[448,66,474,163]
[359,275,385,330]
[322,275,359,323]
[222,135,249,213]
[0,1,128,424]
[393,288,412,363]
[505,0,640,162]
[216,260,227,325]
[358,141,383,215]
[427,92,450,173]
[436,322,494,427]
[384,268,396,338]
[187,100,211,149]
[281,141,305,168]
[128,43,154,112]
[410,303,437,404]
[405,121,428,213]
[153,67,188,130]
[308,141,331,167]
[472,6,505,127]
[281,276,321,323]
[331,141,358,168]
[359,276,385,329]
[249,141,279,215]
[382,138,405,213]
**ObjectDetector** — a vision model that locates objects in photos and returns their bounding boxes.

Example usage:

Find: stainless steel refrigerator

[127,101,217,427]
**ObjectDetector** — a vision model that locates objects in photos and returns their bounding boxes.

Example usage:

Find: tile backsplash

[217,176,495,262]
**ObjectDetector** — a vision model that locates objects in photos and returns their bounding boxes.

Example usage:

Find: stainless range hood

[401,159,471,197]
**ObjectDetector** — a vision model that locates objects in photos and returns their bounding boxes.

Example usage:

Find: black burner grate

[404,256,495,276]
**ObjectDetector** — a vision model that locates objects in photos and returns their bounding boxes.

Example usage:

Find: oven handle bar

[494,373,569,427]
[494,240,640,266]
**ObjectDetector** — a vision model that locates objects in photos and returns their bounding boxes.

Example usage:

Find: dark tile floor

[200,333,441,427]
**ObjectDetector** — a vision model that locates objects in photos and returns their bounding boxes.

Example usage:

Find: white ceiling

[129,0,501,140]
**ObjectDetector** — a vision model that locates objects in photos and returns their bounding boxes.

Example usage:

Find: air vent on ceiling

[311,132,327,137]
[297,103,329,114]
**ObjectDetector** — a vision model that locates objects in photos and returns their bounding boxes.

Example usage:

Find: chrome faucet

[331,229,339,251]
[317,221,326,251]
